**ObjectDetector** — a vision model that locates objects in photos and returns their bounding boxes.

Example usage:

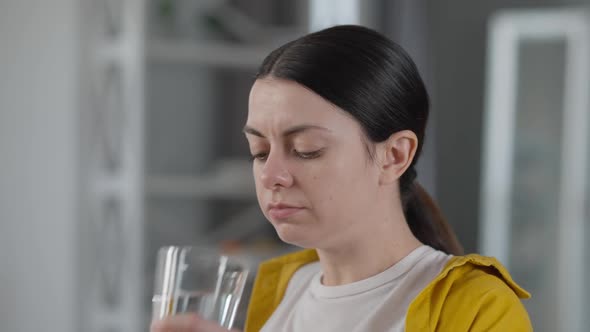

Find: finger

[151,313,200,332]
[190,318,236,332]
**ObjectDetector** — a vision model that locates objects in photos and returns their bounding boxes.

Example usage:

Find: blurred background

[1,0,589,331]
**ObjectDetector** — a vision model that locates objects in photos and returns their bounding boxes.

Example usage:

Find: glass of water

[152,246,249,329]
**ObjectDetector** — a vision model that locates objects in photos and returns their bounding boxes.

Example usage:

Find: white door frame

[479,8,589,332]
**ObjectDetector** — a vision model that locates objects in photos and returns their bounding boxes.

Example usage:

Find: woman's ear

[376,130,418,185]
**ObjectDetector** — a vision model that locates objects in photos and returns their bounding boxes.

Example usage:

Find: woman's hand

[151,314,242,332]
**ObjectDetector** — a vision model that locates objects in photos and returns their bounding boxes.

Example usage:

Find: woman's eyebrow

[242,126,265,137]
[242,124,331,138]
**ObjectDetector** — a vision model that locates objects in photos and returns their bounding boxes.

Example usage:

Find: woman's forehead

[250,79,329,110]
[247,78,347,128]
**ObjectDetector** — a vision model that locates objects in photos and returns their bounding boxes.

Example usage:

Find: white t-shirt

[261,245,452,332]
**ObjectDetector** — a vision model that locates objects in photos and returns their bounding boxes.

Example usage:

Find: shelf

[146,159,256,199]
[147,39,274,69]
[205,204,265,242]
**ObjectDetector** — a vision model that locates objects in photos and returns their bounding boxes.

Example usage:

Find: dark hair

[255,25,463,255]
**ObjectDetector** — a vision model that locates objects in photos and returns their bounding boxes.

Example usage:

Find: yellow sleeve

[435,271,533,332]
[465,285,533,331]
[406,255,533,332]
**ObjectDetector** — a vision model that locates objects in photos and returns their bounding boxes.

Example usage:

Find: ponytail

[402,181,463,255]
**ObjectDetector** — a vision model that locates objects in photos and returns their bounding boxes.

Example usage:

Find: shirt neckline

[310,245,433,299]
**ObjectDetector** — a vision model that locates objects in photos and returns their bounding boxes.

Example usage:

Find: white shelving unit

[80,0,146,332]
[147,159,255,199]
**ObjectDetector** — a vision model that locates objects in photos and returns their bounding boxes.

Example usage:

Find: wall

[0,1,80,332]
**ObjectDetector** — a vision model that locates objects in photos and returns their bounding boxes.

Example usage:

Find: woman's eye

[294,149,323,159]
[250,152,268,161]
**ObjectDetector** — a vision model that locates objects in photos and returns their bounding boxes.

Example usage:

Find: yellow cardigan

[244,249,532,331]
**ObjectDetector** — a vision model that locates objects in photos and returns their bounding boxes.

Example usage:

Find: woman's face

[245,78,383,249]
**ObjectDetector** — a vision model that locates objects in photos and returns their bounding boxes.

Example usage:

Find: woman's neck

[316,212,422,286]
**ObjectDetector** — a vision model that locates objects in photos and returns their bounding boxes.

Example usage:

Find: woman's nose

[259,152,294,189]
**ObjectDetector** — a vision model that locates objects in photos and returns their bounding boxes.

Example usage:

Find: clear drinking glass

[152,246,249,329]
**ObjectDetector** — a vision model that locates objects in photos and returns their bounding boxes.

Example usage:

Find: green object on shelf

[158,0,174,19]
[201,12,241,43]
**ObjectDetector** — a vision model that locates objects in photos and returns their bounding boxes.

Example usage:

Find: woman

[152,25,532,332]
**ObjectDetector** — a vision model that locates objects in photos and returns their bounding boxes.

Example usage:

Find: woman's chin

[274,224,316,248]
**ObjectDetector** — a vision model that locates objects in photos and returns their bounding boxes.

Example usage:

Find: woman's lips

[268,204,304,220]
